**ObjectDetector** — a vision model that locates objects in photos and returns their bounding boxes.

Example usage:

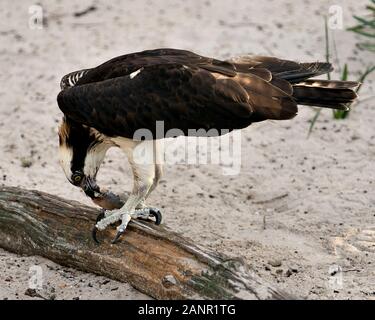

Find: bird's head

[58,117,109,199]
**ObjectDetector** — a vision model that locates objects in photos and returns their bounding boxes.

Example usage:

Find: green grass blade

[342,63,349,81]
[350,28,375,38]
[358,42,375,52]
[307,108,322,138]
[325,17,331,80]
[357,65,375,92]
[333,64,349,119]
[308,17,332,136]
[353,15,375,27]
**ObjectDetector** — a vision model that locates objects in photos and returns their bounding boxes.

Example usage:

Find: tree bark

[0,186,295,300]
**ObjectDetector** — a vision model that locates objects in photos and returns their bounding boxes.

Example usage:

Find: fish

[91,188,127,210]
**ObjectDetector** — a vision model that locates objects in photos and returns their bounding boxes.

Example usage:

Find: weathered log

[0,186,295,300]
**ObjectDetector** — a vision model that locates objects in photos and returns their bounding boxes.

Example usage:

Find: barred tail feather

[292,80,360,110]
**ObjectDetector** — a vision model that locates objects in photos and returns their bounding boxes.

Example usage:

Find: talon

[150,209,162,225]
[92,209,106,244]
[96,209,106,223]
[112,228,125,244]
[92,226,100,244]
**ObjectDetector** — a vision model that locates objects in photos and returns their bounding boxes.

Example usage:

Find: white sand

[0,0,374,299]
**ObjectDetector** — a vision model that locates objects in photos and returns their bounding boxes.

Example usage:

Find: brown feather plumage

[58,48,359,139]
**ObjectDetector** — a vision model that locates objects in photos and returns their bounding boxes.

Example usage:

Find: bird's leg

[94,168,154,243]
[93,141,161,243]
[133,141,163,218]
[113,141,163,226]
[132,162,163,223]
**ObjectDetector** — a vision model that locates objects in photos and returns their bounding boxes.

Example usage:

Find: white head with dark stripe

[58,117,109,198]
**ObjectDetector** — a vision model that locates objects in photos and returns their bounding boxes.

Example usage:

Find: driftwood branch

[0,186,295,300]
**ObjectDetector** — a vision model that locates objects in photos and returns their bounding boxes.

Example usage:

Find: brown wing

[58,63,252,139]
[58,49,309,139]
[67,48,234,86]
[228,55,333,83]
[57,60,298,139]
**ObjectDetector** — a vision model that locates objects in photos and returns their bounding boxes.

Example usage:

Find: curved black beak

[82,176,101,199]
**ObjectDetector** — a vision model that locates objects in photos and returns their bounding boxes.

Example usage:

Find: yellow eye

[72,172,83,184]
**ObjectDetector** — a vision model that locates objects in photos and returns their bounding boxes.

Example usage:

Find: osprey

[57,48,359,243]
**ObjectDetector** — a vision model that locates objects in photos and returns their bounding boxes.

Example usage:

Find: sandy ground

[0,0,374,299]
